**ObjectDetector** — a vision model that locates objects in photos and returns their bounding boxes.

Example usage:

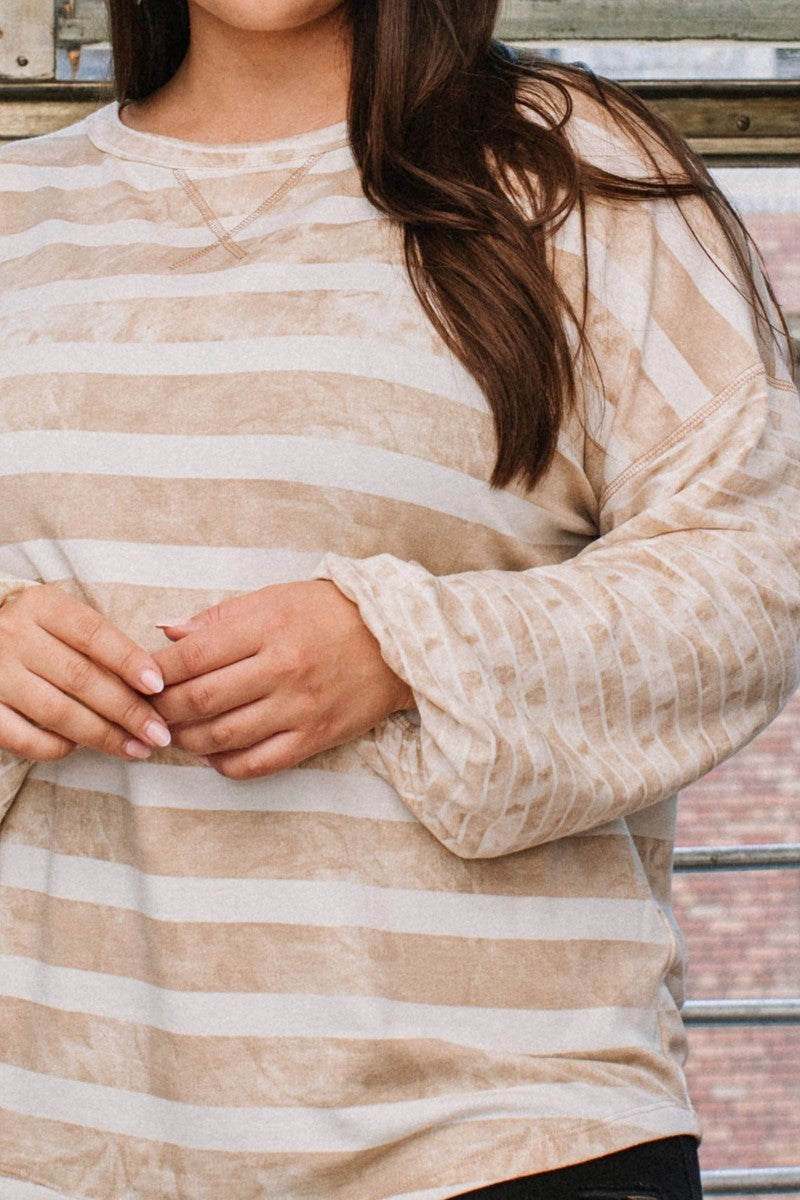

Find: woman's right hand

[0,584,171,762]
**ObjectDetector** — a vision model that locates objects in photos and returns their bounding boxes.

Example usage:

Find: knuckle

[98,725,123,756]
[116,643,141,678]
[119,695,147,730]
[179,639,208,677]
[186,678,215,718]
[39,693,70,732]
[72,609,104,648]
[271,645,303,681]
[63,655,97,695]
[208,721,234,751]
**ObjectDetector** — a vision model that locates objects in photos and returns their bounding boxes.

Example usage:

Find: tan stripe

[0,1108,695,1200]
[0,371,596,535]
[0,996,671,1108]
[0,167,366,235]
[553,243,687,455]
[7,782,657,900]
[1,476,564,573]
[0,370,497,478]
[604,213,757,395]
[3,291,445,354]
[0,221,394,293]
[1,889,669,1010]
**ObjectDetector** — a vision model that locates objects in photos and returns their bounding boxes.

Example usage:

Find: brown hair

[106,0,786,489]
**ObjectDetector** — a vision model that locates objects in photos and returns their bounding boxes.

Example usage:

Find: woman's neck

[121,4,352,144]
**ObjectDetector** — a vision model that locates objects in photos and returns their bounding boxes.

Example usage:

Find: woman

[0,1,798,1197]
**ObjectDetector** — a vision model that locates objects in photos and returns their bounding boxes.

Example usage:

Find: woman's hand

[152,580,414,779]
[0,584,171,762]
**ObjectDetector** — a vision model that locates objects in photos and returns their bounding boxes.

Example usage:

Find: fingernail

[155,620,189,630]
[144,720,171,748]
[124,739,152,760]
[140,668,164,694]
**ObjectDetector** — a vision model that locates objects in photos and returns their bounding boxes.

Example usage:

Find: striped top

[0,94,798,1200]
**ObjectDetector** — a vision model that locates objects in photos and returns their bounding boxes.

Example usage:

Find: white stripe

[0,843,669,943]
[0,1177,70,1200]
[0,431,572,543]
[29,753,416,822]
[0,540,325,591]
[0,195,377,258]
[0,260,412,317]
[555,223,713,419]
[0,1060,683,1153]
[0,956,663,1056]
[0,336,487,411]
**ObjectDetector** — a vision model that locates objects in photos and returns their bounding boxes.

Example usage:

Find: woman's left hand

[152,581,414,779]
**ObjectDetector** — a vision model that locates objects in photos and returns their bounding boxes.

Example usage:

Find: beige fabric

[0,96,798,1200]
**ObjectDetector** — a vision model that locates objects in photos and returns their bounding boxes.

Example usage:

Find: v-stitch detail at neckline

[168,141,348,271]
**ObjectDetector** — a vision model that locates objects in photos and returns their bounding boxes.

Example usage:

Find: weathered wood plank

[497,0,800,42]
[0,99,99,139]
[637,81,800,139]
[1,82,800,163]
[0,0,54,81]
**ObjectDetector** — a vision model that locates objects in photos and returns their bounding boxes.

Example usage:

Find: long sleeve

[317,367,800,858]
[315,168,800,859]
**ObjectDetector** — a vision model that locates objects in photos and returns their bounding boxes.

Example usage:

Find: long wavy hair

[106,0,786,489]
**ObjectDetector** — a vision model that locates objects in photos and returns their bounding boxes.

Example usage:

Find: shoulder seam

[599,363,770,509]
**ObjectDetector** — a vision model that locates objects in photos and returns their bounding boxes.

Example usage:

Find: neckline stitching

[168,142,344,272]
[87,103,351,171]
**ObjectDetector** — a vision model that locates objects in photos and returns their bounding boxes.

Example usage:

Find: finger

[0,702,75,762]
[203,730,310,781]
[155,621,194,643]
[153,620,259,686]
[170,695,285,757]
[35,590,164,695]
[23,628,171,749]
[154,657,271,725]
[10,673,155,761]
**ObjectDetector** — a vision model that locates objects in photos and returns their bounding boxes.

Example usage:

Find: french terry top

[0,94,799,1200]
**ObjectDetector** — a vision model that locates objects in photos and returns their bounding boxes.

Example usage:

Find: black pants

[449,1136,702,1200]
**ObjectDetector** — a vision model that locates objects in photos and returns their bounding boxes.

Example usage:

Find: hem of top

[0,1102,701,1200]
[83,101,351,170]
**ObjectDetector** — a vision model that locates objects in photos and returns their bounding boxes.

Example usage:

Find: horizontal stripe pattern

[0,965,662,1055]
[0,1059,682,1154]
[7,88,795,1197]
[0,842,670,941]
[0,430,585,544]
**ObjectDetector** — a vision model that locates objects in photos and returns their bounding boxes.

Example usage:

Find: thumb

[155,601,226,640]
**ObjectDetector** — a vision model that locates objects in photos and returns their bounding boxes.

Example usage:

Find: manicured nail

[155,620,189,630]
[140,668,164,694]
[144,721,171,748]
[124,738,152,760]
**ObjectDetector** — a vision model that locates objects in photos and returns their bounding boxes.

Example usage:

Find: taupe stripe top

[0,94,798,1200]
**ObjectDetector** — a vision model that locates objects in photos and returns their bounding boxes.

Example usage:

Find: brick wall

[673,690,800,1192]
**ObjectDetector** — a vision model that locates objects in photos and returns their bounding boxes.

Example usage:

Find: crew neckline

[85,101,351,170]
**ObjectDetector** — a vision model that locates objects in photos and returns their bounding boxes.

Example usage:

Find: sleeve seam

[599,363,769,510]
